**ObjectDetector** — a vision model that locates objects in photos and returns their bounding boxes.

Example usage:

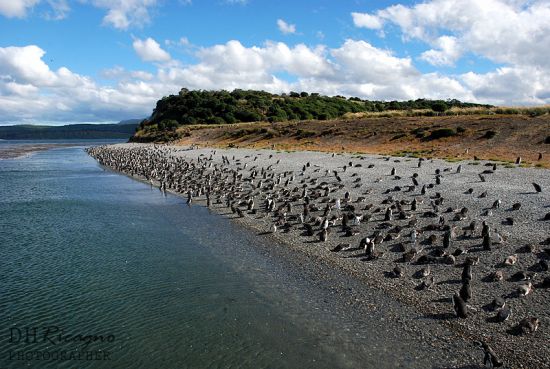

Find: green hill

[0,120,141,140]
[132,88,490,142]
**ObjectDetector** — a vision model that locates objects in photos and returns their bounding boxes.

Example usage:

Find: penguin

[462,264,472,283]
[518,317,539,335]
[452,293,468,318]
[392,265,403,278]
[489,271,504,282]
[460,280,472,302]
[481,233,491,251]
[504,254,518,266]
[411,229,418,245]
[384,207,393,221]
[517,282,533,297]
[341,213,349,230]
[443,230,451,249]
[496,306,511,322]
[319,228,328,242]
[474,341,503,368]
[490,297,505,311]
[532,182,542,193]
[304,223,314,236]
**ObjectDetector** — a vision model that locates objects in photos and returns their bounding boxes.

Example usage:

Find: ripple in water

[1,145,434,369]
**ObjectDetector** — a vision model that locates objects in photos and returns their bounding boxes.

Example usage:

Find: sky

[0,0,549,125]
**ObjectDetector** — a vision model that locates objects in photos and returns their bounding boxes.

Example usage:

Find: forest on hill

[0,121,140,140]
[134,88,490,141]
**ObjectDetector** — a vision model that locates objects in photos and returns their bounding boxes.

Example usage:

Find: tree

[431,101,449,113]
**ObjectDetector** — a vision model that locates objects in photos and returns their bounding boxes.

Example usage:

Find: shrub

[545,136,550,144]
[482,130,497,139]
[456,126,466,133]
[391,133,407,140]
[158,119,179,131]
[427,128,455,140]
[295,129,316,139]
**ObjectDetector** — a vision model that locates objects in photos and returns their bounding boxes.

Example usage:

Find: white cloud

[0,0,159,28]
[91,0,159,29]
[2,35,550,125]
[44,0,69,20]
[132,37,171,62]
[0,0,40,18]
[101,66,153,81]
[0,45,58,85]
[461,66,550,105]
[0,45,159,124]
[353,0,550,71]
[277,19,296,35]
[420,35,462,66]
[351,12,383,30]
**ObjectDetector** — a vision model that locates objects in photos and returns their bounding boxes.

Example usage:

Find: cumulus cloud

[352,0,550,70]
[277,19,296,35]
[2,31,550,125]
[132,37,171,62]
[351,12,383,30]
[0,0,40,18]
[0,45,160,124]
[462,66,550,105]
[420,35,462,66]
[0,0,161,28]
[91,0,159,29]
[44,0,69,20]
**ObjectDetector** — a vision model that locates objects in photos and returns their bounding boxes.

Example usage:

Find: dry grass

[341,106,550,120]
[172,114,550,167]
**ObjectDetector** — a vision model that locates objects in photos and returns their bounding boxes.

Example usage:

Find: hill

[132,88,489,142]
[0,120,140,140]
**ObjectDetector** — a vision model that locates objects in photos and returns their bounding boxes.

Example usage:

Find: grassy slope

[160,114,550,167]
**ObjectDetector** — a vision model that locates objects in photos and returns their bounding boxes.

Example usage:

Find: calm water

[0,144,432,369]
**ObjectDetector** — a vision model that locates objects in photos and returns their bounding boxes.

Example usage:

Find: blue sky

[0,0,549,125]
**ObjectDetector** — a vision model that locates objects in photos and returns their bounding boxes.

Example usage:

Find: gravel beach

[88,143,550,369]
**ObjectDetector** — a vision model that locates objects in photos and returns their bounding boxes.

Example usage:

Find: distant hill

[0,120,141,140]
[117,119,143,126]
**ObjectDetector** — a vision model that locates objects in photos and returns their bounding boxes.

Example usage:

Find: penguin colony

[87,144,549,368]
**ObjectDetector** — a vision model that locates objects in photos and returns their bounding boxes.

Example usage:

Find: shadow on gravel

[433,365,485,369]
[424,312,455,320]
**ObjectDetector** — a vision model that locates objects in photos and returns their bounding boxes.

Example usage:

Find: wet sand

[0,143,77,159]
[89,143,550,368]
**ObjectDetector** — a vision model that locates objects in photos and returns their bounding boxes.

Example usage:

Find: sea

[0,140,433,369]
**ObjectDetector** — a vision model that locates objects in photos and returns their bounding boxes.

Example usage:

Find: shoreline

[0,143,79,159]
[87,143,550,369]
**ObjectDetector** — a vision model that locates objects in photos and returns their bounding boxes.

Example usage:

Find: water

[0,144,438,368]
